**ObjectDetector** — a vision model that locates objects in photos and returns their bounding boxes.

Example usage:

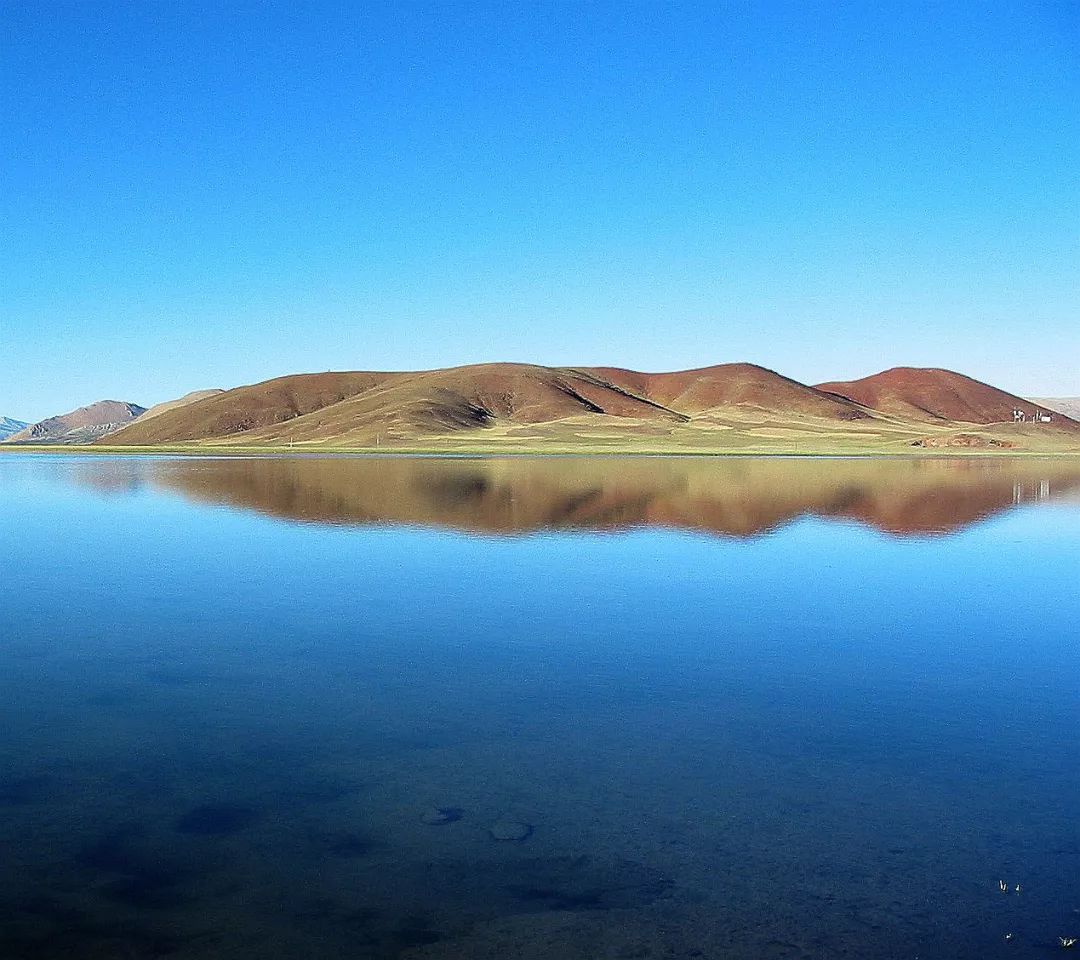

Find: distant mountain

[0,417,29,440]
[815,367,1076,426]
[4,401,147,444]
[1031,397,1080,420]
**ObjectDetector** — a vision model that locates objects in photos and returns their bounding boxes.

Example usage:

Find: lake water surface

[2,454,1079,959]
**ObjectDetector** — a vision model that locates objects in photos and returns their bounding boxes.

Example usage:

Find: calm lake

[2,454,1079,959]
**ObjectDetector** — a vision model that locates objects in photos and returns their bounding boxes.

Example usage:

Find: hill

[67,362,1080,454]
[103,362,869,448]
[4,401,146,444]
[103,372,400,445]
[130,389,225,425]
[0,417,28,441]
[581,363,869,420]
[815,367,1079,427]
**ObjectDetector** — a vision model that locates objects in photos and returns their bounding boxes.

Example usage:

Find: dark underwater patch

[0,774,51,806]
[85,686,140,708]
[391,915,443,949]
[291,899,444,957]
[77,824,149,874]
[0,893,193,958]
[287,776,361,804]
[510,885,604,910]
[98,874,192,910]
[294,898,382,927]
[76,825,196,910]
[144,665,260,689]
[175,803,259,835]
[145,667,214,687]
[503,856,672,913]
[323,830,376,858]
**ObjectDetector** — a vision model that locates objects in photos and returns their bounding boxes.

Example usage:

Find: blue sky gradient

[2,1,1078,420]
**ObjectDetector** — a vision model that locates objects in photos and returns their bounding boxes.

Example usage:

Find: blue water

[1,455,1078,959]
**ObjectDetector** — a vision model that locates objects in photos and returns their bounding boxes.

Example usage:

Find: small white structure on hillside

[1012,407,1053,424]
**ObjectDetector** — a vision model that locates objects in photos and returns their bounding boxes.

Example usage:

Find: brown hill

[92,362,1080,452]
[103,362,870,447]
[5,400,147,444]
[101,363,682,447]
[130,389,225,424]
[235,364,696,447]
[584,363,870,419]
[816,367,1079,428]
[104,372,393,444]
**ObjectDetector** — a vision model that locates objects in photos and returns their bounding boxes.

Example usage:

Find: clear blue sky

[2,1,1077,421]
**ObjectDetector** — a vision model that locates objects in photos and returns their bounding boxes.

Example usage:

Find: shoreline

[3,443,1080,459]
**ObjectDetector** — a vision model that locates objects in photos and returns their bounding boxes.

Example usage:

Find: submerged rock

[490,818,532,842]
[421,806,462,826]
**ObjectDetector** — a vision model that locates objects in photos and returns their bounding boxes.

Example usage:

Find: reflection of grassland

[4,413,1079,456]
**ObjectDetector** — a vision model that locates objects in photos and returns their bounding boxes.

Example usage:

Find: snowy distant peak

[0,417,29,440]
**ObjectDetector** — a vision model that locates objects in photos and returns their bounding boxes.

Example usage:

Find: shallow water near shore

[2,454,1080,959]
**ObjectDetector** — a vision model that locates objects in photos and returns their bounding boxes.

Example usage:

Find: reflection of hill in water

[133,456,1080,539]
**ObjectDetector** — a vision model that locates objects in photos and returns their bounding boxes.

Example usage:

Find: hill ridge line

[6,362,1076,452]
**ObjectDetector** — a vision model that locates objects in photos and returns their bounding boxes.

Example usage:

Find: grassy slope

[11,418,1080,457]
[105,363,862,449]
[92,363,881,451]
[160,403,1080,455]
[63,363,1078,456]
